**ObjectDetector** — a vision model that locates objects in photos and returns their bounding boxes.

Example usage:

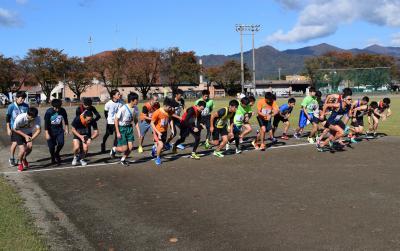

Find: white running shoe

[72,156,78,166]
[80,159,87,166]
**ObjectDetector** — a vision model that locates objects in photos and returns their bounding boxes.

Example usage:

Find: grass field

[96,94,400,136]
[0,177,47,250]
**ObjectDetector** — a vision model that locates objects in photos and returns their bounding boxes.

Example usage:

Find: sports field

[0,94,399,250]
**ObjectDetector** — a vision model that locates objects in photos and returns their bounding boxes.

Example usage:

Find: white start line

[1,143,314,175]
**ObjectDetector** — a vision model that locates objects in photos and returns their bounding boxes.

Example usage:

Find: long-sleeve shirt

[75,105,101,122]
[44,107,68,134]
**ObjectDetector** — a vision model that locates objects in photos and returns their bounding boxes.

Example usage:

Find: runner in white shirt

[101,89,122,154]
[12,107,41,172]
[114,92,140,166]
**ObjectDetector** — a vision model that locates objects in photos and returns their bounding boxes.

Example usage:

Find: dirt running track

[1,107,400,250]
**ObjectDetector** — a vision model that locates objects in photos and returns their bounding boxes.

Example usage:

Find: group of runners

[5,88,392,172]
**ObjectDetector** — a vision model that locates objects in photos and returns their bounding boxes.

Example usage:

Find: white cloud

[274,0,304,10]
[269,0,400,43]
[0,8,22,27]
[391,33,400,46]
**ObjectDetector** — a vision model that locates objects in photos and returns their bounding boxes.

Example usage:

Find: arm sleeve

[92,107,101,122]
[44,110,51,130]
[6,105,13,123]
[61,108,69,125]
[75,107,81,117]
[142,106,149,115]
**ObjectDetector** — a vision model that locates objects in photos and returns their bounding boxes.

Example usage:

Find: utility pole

[235,24,260,95]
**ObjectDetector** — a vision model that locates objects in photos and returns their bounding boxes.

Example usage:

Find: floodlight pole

[236,24,260,95]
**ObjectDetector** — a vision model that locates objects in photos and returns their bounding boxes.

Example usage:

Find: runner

[71,110,99,166]
[166,89,185,150]
[272,97,296,140]
[12,107,41,172]
[75,97,101,122]
[150,98,174,165]
[6,91,29,167]
[294,87,319,143]
[171,101,206,159]
[195,90,215,149]
[368,98,391,136]
[44,99,69,165]
[114,92,140,166]
[253,92,279,150]
[348,96,369,141]
[229,96,253,153]
[317,91,353,149]
[101,89,122,154]
[138,94,160,153]
[210,100,239,157]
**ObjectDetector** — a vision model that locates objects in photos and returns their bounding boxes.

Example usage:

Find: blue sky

[1,0,400,58]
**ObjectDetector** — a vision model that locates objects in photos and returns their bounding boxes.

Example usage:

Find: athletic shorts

[73,134,90,143]
[212,126,229,141]
[233,125,242,135]
[257,116,272,132]
[273,114,288,128]
[200,115,211,129]
[325,119,346,130]
[10,131,18,142]
[139,121,152,136]
[298,111,318,128]
[153,131,167,143]
[105,124,116,135]
[117,125,134,146]
[15,133,32,146]
[351,117,364,127]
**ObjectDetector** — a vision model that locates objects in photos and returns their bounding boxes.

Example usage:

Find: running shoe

[308,137,315,144]
[190,152,200,160]
[17,163,24,172]
[120,160,129,166]
[110,148,116,158]
[22,159,29,169]
[100,143,106,153]
[72,156,78,166]
[80,159,87,166]
[171,146,177,154]
[213,151,224,158]
[350,138,358,144]
[155,157,162,165]
[239,137,244,144]
[138,145,143,153]
[260,144,266,151]
[151,145,157,158]
[293,133,300,139]
[270,137,278,143]
[235,148,242,154]
[9,158,16,167]
[281,135,289,140]
[164,143,172,150]
[204,141,211,150]
[225,143,231,151]
[251,140,260,150]
[176,144,185,150]
[328,141,333,148]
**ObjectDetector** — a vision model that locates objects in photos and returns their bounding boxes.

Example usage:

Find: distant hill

[199,43,400,80]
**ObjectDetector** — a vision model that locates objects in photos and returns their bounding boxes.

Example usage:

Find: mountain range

[198,43,400,80]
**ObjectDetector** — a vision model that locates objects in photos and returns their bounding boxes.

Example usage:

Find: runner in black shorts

[71,110,99,166]
[210,100,239,158]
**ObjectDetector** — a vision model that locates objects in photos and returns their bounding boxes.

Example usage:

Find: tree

[160,47,200,92]
[24,48,67,103]
[203,66,221,91]
[65,57,94,100]
[0,55,19,93]
[125,50,161,99]
[88,48,128,96]
[217,60,250,96]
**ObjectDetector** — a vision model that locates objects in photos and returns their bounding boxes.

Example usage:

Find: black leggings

[102,124,117,147]
[175,129,200,153]
[47,132,64,161]
[201,115,211,140]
